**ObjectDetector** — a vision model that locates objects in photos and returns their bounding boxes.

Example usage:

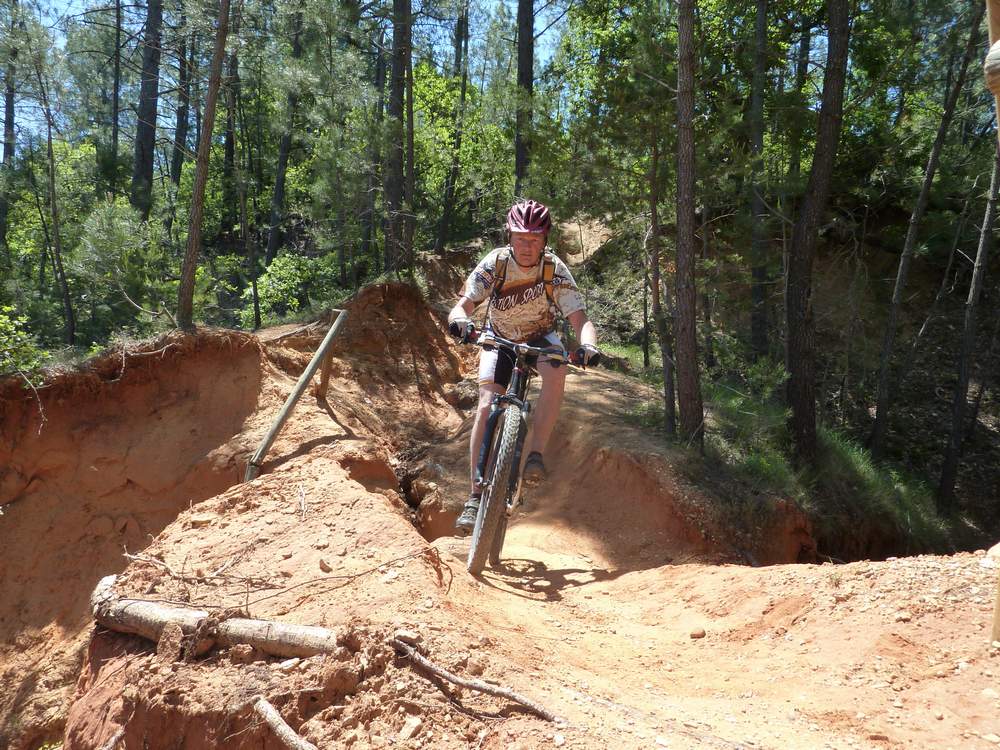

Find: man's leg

[527,358,567,456]
[469,384,504,491]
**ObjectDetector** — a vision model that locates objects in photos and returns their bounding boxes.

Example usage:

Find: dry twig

[391,637,559,722]
[254,697,317,750]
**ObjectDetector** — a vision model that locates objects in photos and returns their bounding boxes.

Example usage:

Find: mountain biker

[447,199,601,533]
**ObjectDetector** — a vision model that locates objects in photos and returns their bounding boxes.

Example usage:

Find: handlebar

[473,331,570,363]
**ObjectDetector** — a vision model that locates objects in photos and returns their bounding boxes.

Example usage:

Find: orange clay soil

[1,282,999,750]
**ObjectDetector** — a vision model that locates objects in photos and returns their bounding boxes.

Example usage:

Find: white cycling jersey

[463,247,585,342]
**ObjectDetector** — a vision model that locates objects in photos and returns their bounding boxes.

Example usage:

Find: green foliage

[0,305,45,375]
[240,253,346,328]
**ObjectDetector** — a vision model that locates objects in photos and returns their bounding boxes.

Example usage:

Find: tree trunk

[901,185,976,376]
[110,0,120,196]
[642,259,650,369]
[787,20,811,183]
[33,65,75,345]
[26,140,51,293]
[701,204,716,370]
[869,3,983,459]
[749,0,769,360]
[435,4,469,254]
[383,0,408,274]
[226,40,259,329]
[785,0,849,465]
[360,32,386,271]
[0,0,16,263]
[170,26,191,186]
[514,0,533,194]
[130,0,163,220]
[221,8,242,251]
[648,129,676,438]
[675,0,704,449]
[403,20,415,273]
[177,0,231,330]
[936,145,1000,511]
[265,10,303,266]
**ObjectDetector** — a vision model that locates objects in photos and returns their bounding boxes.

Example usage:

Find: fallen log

[91,575,339,658]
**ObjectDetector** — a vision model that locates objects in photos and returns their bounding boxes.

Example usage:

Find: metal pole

[244,310,349,481]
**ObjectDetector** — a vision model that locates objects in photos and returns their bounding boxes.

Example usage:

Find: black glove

[573,344,601,367]
[448,317,476,343]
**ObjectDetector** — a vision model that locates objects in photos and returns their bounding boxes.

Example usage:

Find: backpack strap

[541,252,557,307]
[493,250,510,295]
[490,248,558,308]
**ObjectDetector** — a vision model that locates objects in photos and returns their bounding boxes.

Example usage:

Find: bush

[0,306,45,375]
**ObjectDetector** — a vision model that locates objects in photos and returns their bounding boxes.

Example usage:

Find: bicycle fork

[475,397,529,515]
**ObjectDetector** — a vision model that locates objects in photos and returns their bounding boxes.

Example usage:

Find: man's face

[510,231,546,267]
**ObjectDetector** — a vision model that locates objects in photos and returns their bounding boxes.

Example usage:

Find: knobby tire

[467,408,522,575]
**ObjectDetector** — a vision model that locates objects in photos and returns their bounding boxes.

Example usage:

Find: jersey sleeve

[551,255,585,318]
[462,249,501,304]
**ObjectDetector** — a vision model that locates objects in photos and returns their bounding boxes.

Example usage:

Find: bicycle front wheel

[467,407,522,575]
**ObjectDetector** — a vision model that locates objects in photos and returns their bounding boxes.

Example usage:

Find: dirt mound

[0,331,263,749]
[0,283,467,749]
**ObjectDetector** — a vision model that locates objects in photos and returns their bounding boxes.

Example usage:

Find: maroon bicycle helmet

[506,200,551,234]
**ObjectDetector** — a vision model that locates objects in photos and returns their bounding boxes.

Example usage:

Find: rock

[394,629,422,646]
[319,559,333,573]
[278,658,301,673]
[982,687,1000,700]
[467,656,486,676]
[553,734,565,746]
[399,716,423,740]
[655,738,670,747]
[690,628,707,639]
[156,622,184,662]
[894,611,912,623]
[281,550,293,560]
[189,513,214,528]
[229,644,256,664]
[935,711,944,720]
[85,515,115,536]
[987,542,1000,559]
[984,734,1000,745]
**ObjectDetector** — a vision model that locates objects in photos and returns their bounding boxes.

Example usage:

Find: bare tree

[0,0,17,262]
[869,3,984,459]
[130,0,163,220]
[785,0,850,465]
[749,0,769,360]
[360,30,386,272]
[265,7,304,266]
[383,0,408,273]
[648,126,676,437]
[177,0,231,329]
[675,0,704,448]
[435,3,469,253]
[937,145,1000,510]
[30,48,74,344]
[514,0,533,194]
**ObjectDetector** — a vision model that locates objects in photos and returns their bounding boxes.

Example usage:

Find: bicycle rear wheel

[467,408,522,575]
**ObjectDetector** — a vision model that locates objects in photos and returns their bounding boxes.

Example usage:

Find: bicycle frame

[473,333,566,512]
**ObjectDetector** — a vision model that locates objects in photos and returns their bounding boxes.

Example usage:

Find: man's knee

[538,361,567,388]
[477,384,503,412]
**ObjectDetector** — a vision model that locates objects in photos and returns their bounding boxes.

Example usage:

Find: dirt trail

[2,283,999,749]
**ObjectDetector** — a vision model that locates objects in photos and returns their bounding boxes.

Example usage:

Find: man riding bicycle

[447,199,601,533]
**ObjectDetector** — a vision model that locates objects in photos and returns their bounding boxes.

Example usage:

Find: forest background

[1,0,998,559]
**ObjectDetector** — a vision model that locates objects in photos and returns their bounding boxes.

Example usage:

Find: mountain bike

[465,332,575,575]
